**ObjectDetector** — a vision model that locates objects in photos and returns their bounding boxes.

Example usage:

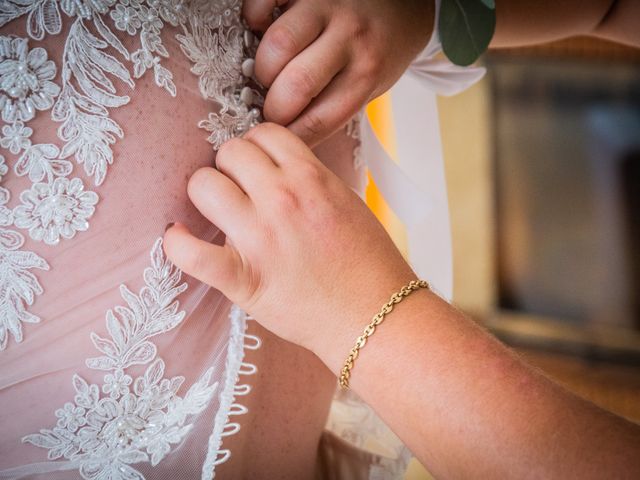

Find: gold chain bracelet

[338,279,430,389]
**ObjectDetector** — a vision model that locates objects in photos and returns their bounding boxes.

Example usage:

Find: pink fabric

[0,17,364,479]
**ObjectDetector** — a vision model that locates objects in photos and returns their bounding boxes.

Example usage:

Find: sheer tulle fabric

[0,3,279,478]
[0,2,372,478]
[0,0,483,478]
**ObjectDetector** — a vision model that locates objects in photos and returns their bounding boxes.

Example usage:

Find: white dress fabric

[0,0,483,478]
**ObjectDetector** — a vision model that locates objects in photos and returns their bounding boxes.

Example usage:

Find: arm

[242,0,640,146]
[492,0,640,48]
[337,290,640,478]
[163,123,640,479]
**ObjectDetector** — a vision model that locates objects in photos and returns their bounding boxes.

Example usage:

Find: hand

[243,0,435,146]
[163,123,416,368]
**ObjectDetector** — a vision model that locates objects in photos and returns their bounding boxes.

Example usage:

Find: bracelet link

[338,279,429,389]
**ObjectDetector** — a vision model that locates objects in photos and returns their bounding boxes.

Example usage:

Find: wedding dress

[0,0,483,478]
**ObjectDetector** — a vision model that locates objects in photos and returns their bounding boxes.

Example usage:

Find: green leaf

[479,0,495,9]
[439,0,496,66]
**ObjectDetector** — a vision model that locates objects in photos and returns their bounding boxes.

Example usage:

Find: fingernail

[165,222,174,232]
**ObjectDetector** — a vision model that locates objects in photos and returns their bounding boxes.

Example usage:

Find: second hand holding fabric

[163,122,418,374]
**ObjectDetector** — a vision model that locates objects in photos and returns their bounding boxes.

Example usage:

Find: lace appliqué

[0,0,260,350]
[176,6,263,149]
[2,2,262,476]
[22,238,219,480]
[0,184,49,350]
[346,111,364,172]
[0,0,182,348]
[14,176,99,244]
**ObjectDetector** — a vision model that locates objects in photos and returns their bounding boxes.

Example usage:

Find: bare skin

[243,0,640,146]
[0,18,346,480]
[163,122,640,479]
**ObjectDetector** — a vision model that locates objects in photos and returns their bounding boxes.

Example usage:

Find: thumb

[163,222,242,297]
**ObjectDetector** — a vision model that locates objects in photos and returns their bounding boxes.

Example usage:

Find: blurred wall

[438,78,496,316]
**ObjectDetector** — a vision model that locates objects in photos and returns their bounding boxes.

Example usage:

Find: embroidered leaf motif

[85,355,117,371]
[0,1,32,28]
[153,63,176,97]
[5,2,259,477]
[14,143,73,182]
[90,332,119,357]
[27,0,63,40]
[123,340,157,367]
[0,208,49,350]
[23,238,219,479]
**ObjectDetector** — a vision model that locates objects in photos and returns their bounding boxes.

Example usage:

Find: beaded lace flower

[0,1,263,478]
[0,37,60,123]
[0,0,261,350]
[13,176,99,245]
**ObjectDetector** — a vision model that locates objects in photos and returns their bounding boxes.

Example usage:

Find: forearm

[164,122,640,478]
[318,288,640,478]
[591,0,640,47]
[491,0,640,48]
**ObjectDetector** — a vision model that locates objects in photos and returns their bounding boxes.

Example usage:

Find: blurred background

[385,36,640,479]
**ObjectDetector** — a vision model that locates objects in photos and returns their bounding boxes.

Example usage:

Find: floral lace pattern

[0,36,60,123]
[14,176,99,244]
[177,10,263,149]
[0,185,49,350]
[22,238,220,480]
[0,0,260,350]
[1,0,263,478]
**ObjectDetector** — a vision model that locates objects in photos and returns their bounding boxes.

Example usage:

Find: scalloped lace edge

[202,305,260,480]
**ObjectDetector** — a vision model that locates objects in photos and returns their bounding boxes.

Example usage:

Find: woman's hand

[163,123,415,366]
[242,0,435,146]
[162,128,640,480]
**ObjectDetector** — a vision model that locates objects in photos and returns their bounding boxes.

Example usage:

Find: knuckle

[264,23,299,57]
[337,10,372,42]
[297,161,325,184]
[350,17,371,42]
[274,184,301,215]
[358,52,383,78]
[215,137,244,169]
[298,111,326,140]
[284,65,317,99]
[245,122,279,141]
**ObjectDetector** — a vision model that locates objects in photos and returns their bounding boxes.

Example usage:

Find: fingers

[187,165,253,239]
[214,137,279,200]
[254,2,326,87]
[288,68,373,147]
[264,28,349,126]
[243,123,320,168]
[163,222,241,296]
[243,0,289,32]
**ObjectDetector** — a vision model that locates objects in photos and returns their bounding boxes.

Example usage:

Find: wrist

[309,275,437,383]
[342,287,442,393]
